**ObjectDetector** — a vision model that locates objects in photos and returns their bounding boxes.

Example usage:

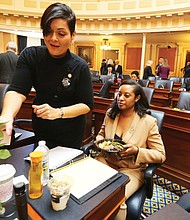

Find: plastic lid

[38,140,46,146]
[14,182,26,195]
[29,151,43,162]
[0,164,16,181]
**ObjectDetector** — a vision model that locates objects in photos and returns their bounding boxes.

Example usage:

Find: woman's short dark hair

[108,80,149,119]
[41,3,76,36]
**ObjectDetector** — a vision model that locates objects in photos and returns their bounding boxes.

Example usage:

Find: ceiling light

[100,38,111,50]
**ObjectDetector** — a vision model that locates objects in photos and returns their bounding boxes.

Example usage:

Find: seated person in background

[143,60,154,79]
[179,77,190,91]
[130,70,144,86]
[106,64,115,76]
[95,80,166,220]
[157,58,170,79]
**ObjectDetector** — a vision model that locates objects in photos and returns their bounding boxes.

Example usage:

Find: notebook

[49,146,83,170]
[51,157,121,204]
[24,146,83,171]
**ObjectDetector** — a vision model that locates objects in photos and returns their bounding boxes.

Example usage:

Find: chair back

[141,79,150,87]
[148,109,165,132]
[99,80,113,98]
[0,84,9,113]
[177,92,190,110]
[148,76,162,81]
[154,79,174,92]
[169,76,184,84]
[143,87,154,105]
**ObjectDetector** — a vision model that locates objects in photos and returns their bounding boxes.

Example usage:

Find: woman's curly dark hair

[108,80,149,119]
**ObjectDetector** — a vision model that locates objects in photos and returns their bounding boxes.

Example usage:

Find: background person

[0,42,18,84]
[157,58,170,79]
[95,80,166,219]
[0,3,94,149]
[143,60,154,79]
[181,61,190,78]
[130,70,144,87]
[155,57,164,74]
[114,59,123,76]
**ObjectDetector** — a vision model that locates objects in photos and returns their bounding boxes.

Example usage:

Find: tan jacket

[96,111,166,183]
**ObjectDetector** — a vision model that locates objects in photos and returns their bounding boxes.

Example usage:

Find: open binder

[51,157,122,204]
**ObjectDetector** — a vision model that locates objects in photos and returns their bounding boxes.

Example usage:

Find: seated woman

[95,80,166,219]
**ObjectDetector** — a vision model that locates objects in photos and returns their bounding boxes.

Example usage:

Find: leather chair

[126,109,165,220]
[176,92,190,110]
[169,76,184,84]
[93,80,114,98]
[154,79,174,92]
[141,79,150,87]
[82,109,165,220]
[143,87,154,105]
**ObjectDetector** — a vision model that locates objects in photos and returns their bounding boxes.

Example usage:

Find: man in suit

[114,59,123,77]
[0,42,18,84]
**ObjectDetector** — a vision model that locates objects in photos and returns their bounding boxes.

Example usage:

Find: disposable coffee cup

[48,175,73,211]
[0,164,16,203]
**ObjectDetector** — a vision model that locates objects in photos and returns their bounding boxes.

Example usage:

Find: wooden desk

[150,105,190,189]
[93,97,190,189]
[0,144,129,220]
[171,90,181,108]
[151,88,172,107]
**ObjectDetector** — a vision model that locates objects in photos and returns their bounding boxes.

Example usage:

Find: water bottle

[35,140,50,186]
[13,182,28,220]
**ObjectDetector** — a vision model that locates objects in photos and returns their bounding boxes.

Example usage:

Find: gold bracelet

[60,108,64,118]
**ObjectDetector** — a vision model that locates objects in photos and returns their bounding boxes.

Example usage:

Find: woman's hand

[32,104,60,120]
[119,143,139,158]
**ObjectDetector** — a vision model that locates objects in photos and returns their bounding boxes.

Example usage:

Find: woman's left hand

[32,104,59,120]
[119,144,139,158]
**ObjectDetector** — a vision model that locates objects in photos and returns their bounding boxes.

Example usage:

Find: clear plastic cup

[48,175,73,211]
[0,164,16,203]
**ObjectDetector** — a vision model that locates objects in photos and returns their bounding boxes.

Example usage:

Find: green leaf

[0,131,4,138]
[0,149,11,159]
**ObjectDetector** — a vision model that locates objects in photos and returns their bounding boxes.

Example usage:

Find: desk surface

[0,144,129,220]
[146,203,190,220]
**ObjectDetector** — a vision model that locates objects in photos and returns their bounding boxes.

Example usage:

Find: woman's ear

[135,95,141,102]
[71,31,76,41]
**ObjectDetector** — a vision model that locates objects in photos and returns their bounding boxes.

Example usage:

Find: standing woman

[0,3,94,149]
[95,80,166,219]
[157,58,170,79]
[143,60,154,79]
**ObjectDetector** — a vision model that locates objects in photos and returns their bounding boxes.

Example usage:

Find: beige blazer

[96,111,166,185]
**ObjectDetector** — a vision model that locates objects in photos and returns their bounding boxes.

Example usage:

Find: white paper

[51,157,118,199]
[49,146,83,170]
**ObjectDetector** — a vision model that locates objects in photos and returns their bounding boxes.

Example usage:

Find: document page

[51,157,119,202]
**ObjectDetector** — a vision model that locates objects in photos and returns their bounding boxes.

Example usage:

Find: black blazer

[114,64,122,75]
